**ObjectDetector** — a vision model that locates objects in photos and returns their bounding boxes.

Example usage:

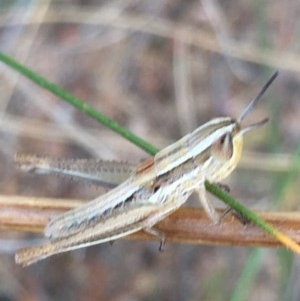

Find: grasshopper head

[210,71,278,180]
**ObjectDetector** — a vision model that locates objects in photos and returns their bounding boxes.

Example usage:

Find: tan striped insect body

[15,71,278,266]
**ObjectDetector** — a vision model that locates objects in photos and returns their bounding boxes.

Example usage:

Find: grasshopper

[15,71,278,266]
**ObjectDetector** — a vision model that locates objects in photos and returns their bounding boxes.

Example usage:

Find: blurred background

[0,0,300,300]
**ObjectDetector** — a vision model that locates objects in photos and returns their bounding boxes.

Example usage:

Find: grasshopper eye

[211,133,233,161]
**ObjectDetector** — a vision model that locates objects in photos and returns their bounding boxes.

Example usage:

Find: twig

[1,195,300,248]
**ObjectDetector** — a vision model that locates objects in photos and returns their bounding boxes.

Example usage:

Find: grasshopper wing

[44,178,143,239]
[15,203,157,266]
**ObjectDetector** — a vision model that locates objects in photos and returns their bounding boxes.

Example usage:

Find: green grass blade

[0,52,159,155]
[0,51,299,254]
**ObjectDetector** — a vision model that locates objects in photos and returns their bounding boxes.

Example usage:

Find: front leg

[211,183,249,224]
[221,206,250,225]
[195,184,220,224]
[214,182,230,193]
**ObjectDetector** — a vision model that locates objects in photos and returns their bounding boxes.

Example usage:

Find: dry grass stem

[1,195,300,249]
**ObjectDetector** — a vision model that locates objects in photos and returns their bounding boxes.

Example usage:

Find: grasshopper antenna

[239,70,279,122]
